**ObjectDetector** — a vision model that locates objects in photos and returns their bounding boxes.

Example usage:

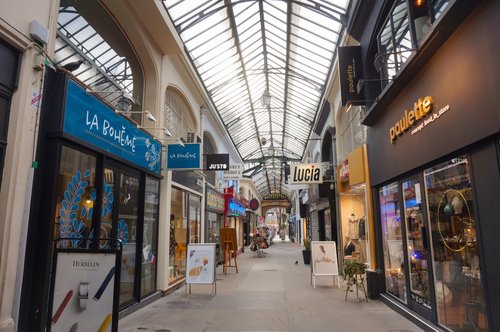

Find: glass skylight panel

[163,0,352,195]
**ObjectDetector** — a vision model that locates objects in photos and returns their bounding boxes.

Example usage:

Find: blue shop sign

[166,143,201,170]
[63,80,162,174]
[228,198,245,216]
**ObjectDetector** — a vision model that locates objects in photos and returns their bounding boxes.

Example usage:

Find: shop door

[101,165,141,307]
[402,177,435,321]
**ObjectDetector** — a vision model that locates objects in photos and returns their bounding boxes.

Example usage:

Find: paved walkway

[119,240,424,332]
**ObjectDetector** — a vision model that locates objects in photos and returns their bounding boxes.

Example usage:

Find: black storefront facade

[19,70,162,330]
[363,1,500,331]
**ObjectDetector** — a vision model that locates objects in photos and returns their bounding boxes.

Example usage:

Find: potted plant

[342,259,368,301]
[302,238,311,264]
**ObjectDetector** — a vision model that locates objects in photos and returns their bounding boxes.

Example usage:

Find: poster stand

[311,241,340,289]
[185,243,217,295]
[220,228,238,274]
[48,238,122,332]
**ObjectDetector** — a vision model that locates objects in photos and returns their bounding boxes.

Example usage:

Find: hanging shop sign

[339,159,349,182]
[249,198,259,211]
[222,164,243,180]
[228,198,245,216]
[63,80,162,174]
[389,96,451,144]
[338,46,364,106]
[166,143,202,170]
[289,163,324,184]
[206,188,225,213]
[206,153,230,170]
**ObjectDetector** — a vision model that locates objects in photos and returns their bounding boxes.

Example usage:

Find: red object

[52,289,73,324]
[249,198,259,211]
[223,187,234,228]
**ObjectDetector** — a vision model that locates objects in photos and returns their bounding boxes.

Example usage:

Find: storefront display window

[169,187,186,283]
[141,177,159,296]
[340,185,370,265]
[402,178,431,309]
[379,182,406,303]
[55,146,96,248]
[424,156,488,331]
[100,168,115,246]
[188,194,201,243]
[207,212,220,244]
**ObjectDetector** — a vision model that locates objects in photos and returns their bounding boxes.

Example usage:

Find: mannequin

[344,236,355,256]
[347,213,359,240]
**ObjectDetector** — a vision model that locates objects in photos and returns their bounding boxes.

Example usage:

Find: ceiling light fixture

[261,90,271,107]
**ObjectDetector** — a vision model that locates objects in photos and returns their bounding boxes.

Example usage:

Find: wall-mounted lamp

[116,110,156,122]
[345,100,376,112]
[160,138,185,148]
[261,90,271,107]
[137,126,171,137]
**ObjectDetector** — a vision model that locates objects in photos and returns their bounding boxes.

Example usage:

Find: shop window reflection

[379,182,407,303]
[424,156,488,331]
[54,146,96,248]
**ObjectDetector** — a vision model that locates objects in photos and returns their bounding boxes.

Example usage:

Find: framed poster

[48,250,120,332]
[185,243,216,284]
[311,241,339,275]
[311,241,340,288]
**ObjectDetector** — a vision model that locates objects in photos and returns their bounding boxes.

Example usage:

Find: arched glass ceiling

[163,0,352,198]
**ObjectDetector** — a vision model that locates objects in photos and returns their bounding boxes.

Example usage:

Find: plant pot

[302,250,311,265]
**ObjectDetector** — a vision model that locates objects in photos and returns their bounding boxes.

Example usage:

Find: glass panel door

[141,177,159,296]
[117,172,140,305]
[402,178,432,311]
[379,182,406,303]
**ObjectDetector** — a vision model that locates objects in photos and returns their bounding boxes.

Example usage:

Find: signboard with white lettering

[63,80,162,174]
[166,143,202,170]
[50,252,118,332]
[289,163,325,184]
[206,153,230,171]
[222,164,243,180]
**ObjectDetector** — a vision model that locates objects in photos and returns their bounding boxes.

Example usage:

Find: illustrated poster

[185,243,216,284]
[50,252,117,332]
[311,241,339,276]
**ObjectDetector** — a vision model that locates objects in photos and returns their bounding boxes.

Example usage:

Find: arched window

[165,87,196,142]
